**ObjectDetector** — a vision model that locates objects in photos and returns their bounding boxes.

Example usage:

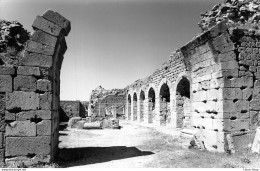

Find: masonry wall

[0,10,70,164]
[60,101,86,122]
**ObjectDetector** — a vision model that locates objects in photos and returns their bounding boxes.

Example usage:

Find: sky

[0,0,223,101]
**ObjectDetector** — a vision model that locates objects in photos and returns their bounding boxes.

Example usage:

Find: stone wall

[0,10,70,164]
[125,0,260,152]
[60,101,86,122]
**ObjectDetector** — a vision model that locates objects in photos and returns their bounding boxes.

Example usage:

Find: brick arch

[145,83,157,123]
[2,10,70,164]
[138,88,146,122]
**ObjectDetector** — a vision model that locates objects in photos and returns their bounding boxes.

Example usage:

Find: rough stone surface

[37,79,52,92]
[37,120,51,135]
[6,121,36,137]
[26,40,55,56]
[17,66,40,76]
[6,91,39,110]
[5,136,51,156]
[20,52,52,67]
[31,30,57,47]
[16,110,51,120]
[39,92,52,110]
[0,75,12,92]
[14,76,37,92]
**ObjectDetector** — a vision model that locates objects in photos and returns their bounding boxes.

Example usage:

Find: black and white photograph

[0,0,260,168]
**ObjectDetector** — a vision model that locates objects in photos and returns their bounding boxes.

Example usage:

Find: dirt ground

[57,120,260,168]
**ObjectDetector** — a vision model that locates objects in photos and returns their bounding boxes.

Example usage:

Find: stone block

[233,132,253,152]
[253,80,260,98]
[193,90,207,102]
[218,51,236,62]
[26,40,54,56]
[200,129,225,152]
[221,60,238,70]
[192,83,201,93]
[224,118,249,132]
[192,102,206,113]
[223,100,236,113]
[211,71,222,79]
[6,91,39,110]
[21,52,52,68]
[5,155,50,166]
[235,100,249,113]
[210,78,224,89]
[42,10,71,36]
[6,120,36,137]
[250,99,260,111]
[37,120,51,135]
[0,66,15,75]
[31,30,57,47]
[207,88,222,101]
[0,75,12,92]
[222,69,239,78]
[0,132,3,149]
[242,88,252,100]
[200,80,210,90]
[39,93,52,110]
[16,110,51,120]
[37,79,52,92]
[14,76,37,92]
[5,136,51,156]
[17,66,40,76]
[32,16,62,37]
[5,111,15,121]
[223,88,236,100]
[217,42,235,53]
[213,34,230,46]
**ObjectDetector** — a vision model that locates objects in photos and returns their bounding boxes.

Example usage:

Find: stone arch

[159,82,171,126]
[174,73,191,128]
[139,89,145,122]
[1,10,71,164]
[147,86,156,123]
[133,92,138,121]
[127,94,132,120]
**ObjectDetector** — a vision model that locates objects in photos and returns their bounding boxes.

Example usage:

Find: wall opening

[159,83,170,126]
[148,88,155,123]
[139,90,145,122]
[176,77,191,128]
[128,94,132,120]
[133,93,137,121]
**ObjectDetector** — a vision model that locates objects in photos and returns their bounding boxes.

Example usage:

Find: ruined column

[1,10,70,164]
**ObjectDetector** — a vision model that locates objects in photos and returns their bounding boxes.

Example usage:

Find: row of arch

[126,75,191,128]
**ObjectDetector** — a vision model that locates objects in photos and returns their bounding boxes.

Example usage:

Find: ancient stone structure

[0,11,70,164]
[60,101,86,122]
[88,86,126,118]
[126,0,260,153]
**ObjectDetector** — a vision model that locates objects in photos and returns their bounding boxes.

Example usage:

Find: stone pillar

[143,98,149,124]
[153,92,161,126]
[3,10,70,164]
[137,98,141,122]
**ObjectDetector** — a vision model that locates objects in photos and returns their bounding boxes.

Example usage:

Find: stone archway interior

[159,83,170,126]
[176,77,191,128]
[133,93,137,121]
[128,94,131,120]
[148,88,155,123]
[139,90,145,122]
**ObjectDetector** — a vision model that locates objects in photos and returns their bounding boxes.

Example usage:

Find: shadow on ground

[57,146,154,167]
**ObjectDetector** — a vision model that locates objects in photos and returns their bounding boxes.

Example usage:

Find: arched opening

[128,94,132,120]
[133,93,137,121]
[139,90,145,122]
[176,77,191,128]
[159,83,170,126]
[148,88,155,123]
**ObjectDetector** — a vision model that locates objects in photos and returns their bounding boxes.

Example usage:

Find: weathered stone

[32,16,62,37]
[42,10,71,36]
[250,99,260,111]
[5,136,51,156]
[6,121,36,137]
[20,52,52,67]
[16,110,51,120]
[37,79,52,92]
[26,40,54,56]
[0,66,15,75]
[5,155,50,166]
[5,111,15,121]
[14,76,37,92]
[31,30,57,47]
[17,66,40,76]
[37,120,51,135]
[221,60,238,70]
[6,91,39,110]
[0,132,3,149]
[0,75,12,92]
[250,111,260,129]
[39,93,52,110]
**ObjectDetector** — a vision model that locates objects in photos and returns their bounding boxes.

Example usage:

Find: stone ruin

[125,0,260,153]
[0,11,70,164]
[60,100,86,122]
[88,86,126,119]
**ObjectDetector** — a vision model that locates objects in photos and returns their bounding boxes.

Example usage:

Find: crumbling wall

[60,101,86,122]
[0,10,70,164]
